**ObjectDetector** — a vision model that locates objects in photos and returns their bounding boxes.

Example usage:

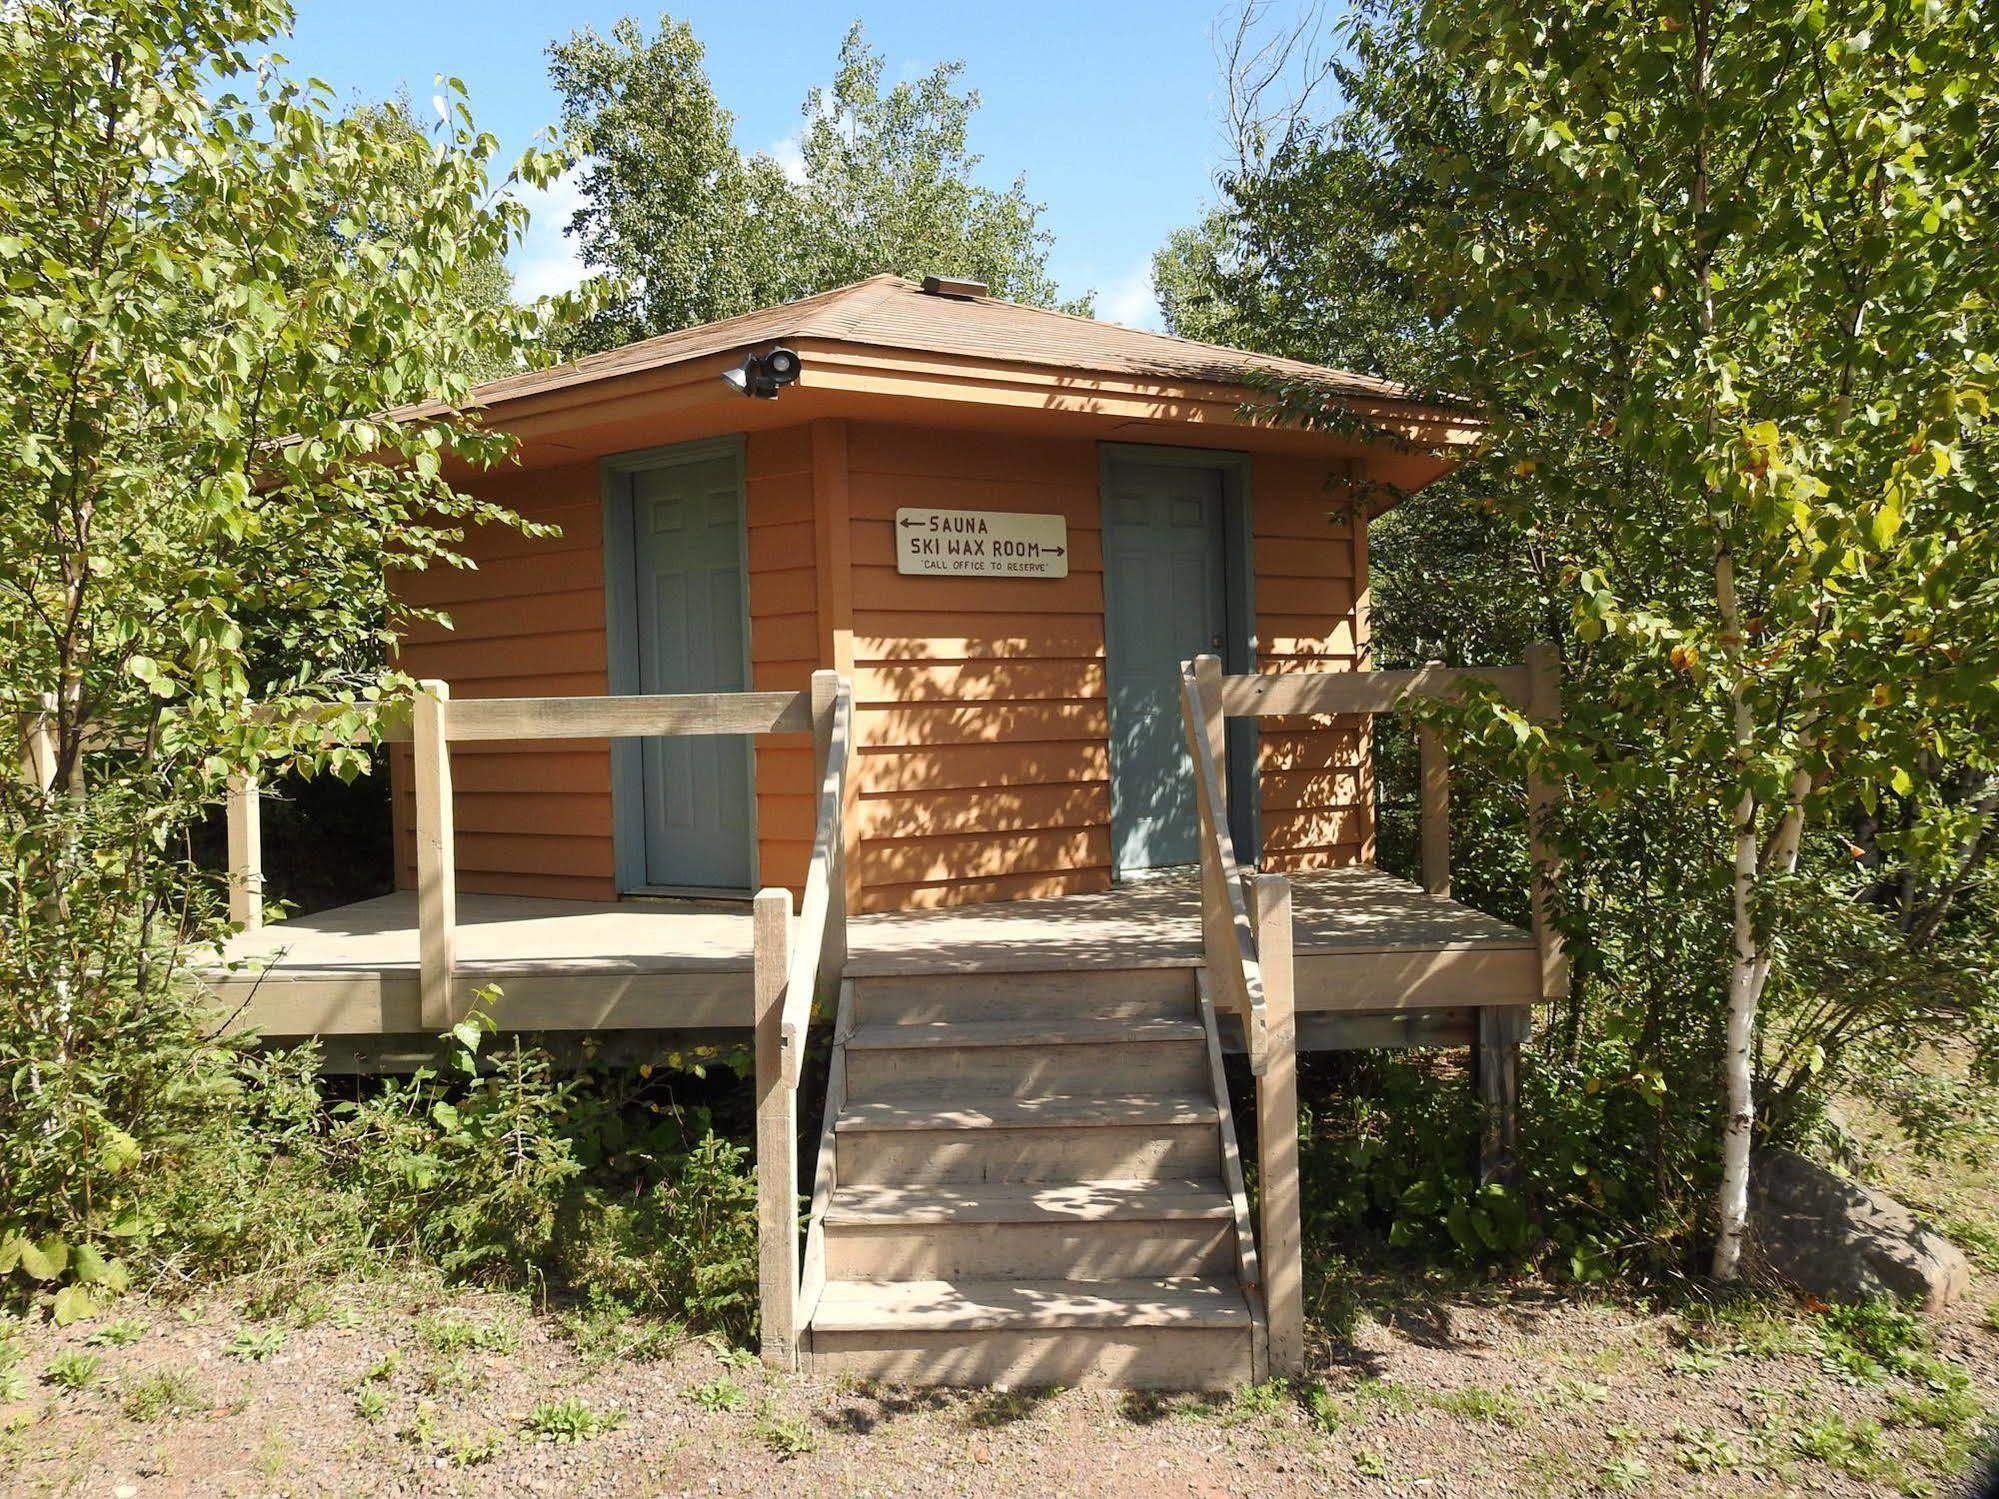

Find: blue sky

[278,0,1267,329]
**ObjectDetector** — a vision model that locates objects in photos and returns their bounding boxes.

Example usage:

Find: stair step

[841,1019,1211,1100]
[823,1182,1238,1278]
[844,1017,1206,1050]
[826,1180,1233,1225]
[811,1277,1252,1333]
[836,1093,1217,1132]
[852,967,1197,1025]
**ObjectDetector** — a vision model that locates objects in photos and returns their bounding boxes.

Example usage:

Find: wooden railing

[1179,655,1301,1378]
[750,670,853,1371]
[1210,642,1568,1003]
[1180,641,1565,1376]
[149,672,846,1372]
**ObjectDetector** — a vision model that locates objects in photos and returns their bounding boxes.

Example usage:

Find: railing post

[1523,643,1568,1003]
[226,773,263,931]
[413,680,456,1032]
[1189,655,1227,964]
[753,887,799,1370]
[1417,720,1450,898]
[809,670,847,982]
[1250,871,1303,1378]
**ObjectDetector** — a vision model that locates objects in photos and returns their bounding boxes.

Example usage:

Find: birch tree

[1341,0,1999,1274]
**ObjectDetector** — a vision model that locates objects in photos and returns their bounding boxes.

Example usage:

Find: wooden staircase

[796,967,1267,1389]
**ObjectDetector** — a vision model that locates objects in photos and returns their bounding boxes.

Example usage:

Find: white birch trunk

[1711,551,1762,1281]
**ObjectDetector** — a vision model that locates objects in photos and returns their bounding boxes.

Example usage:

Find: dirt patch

[3,1265,1994,1498]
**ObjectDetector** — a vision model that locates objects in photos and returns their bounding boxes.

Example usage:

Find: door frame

[1097,442,1259,872]
[601,434,758,896]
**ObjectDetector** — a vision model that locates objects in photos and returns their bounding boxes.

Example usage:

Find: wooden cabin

[201,274,1564,1389]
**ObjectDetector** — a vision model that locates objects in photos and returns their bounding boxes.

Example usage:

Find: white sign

[894,507,1070,579]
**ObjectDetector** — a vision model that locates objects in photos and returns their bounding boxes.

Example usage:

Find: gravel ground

[3,1264,1993,1498]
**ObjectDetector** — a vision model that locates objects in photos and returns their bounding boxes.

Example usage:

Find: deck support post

[753,887,799,1370]
[1474,1006,1528,1186]
[1250,871,1303,1378]
[413,680,456,1032]
[225,773,263,931]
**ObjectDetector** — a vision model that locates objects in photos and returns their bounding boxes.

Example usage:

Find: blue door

[630,456,754,890]
[1103,461,1228,874]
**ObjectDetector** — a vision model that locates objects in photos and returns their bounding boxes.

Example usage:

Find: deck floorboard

[199,867,1537,1034]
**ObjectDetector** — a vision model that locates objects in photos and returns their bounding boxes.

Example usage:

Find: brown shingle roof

[469,273,1415,410]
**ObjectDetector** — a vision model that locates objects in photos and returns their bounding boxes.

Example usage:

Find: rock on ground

[1748,1146,1971,1313]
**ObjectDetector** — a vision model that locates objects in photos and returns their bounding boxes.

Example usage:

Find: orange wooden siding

[744,425,821,893]
[1249,455,1374,872]
[389,459,618,900]
[845,422,1112,912]
[387,421,1370,911]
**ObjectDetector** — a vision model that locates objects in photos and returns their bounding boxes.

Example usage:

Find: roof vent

[920,275,988,300]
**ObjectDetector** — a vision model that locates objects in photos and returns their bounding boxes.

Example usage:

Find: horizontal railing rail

[1207,642,1567,1002]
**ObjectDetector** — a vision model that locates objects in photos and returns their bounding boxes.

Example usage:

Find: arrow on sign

[898,516,922,528]
[1046,546,1065,556]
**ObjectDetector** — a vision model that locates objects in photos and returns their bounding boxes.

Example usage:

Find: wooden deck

[199,868,1536,1043]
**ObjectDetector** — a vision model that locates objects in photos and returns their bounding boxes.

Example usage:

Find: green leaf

[19,1236,69,1282]
[51,1286,98,1326]
[70,1243,111,1285]
[98,1127,141,1175]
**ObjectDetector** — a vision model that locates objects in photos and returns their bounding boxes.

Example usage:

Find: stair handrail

[754,667,852,1370]
[780,670,853,1086]
[1180,656,1270,1075]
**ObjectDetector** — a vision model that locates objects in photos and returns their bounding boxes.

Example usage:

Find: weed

[1354,1447,1388,1478]
[40,1351,100,1391]
[1987,1298,1999,1333]
[560,1289,681,1363]
[710,1337,756,1369]
[0,1368,24,1402]
[1229,1380,1288,1422]
[753,1398,815,1458]
[353,1387,387,1422]
[228,1325,285,1362]
[1791,1413,1889,1477]
[119,1369,206,1422]
[360,1348,401,1384]
[1430,1385,1525,1425]
[406,1404,504,1466]
[1670,1345,1726,1376]
[522,1397,623,1443]
[1348,1376,1422,1413]
[1672,1423,1742,1474]
[1547,1377,1611,1405]
[686,1374,746,1411]
[418,1355,481,1396]
[1596,1454,1652,1490]
[1885,1383,1986,1435]
[327,1306,362,1331]
[417,1311,516,1356]
[83,1317,145,1348]
[1299,1380,1345,1432]
[1816,1297,1930,1383]
[243,1281,328,1328]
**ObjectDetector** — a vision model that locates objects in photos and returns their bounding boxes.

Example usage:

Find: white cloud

[1096,257,1164,332]
[762,130,808,185]
[506,166,589,304]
